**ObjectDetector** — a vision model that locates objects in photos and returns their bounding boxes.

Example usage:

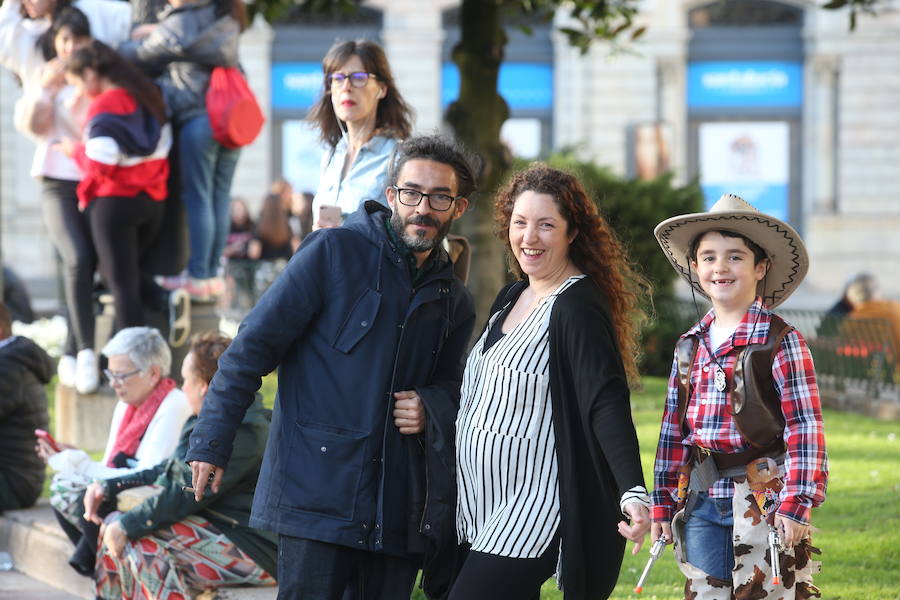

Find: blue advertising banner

[442,62,553,110]
[272,62,323,110]
[688,61,802,108]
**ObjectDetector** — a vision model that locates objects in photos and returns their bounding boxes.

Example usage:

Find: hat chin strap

[686,255,706,326]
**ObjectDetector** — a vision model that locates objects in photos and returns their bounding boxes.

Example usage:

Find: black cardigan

[490,277,645,599]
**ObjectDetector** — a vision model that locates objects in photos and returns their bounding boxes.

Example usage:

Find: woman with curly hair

[451,164,651,599]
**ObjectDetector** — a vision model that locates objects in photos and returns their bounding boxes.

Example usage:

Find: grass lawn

[46,374,899,598]
[414,377,900,600]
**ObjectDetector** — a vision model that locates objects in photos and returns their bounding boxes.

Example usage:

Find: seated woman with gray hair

[35,326,191,576]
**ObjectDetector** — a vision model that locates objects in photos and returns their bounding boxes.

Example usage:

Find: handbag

[206,66,265,149]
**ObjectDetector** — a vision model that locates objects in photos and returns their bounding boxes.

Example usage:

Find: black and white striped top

[455,275,583,558]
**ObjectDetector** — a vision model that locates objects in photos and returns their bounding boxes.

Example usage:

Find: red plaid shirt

[651,298,828,524]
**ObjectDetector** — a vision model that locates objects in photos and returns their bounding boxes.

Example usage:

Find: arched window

[689,0,803,28]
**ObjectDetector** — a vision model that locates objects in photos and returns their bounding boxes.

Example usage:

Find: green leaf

[821,0,849,9]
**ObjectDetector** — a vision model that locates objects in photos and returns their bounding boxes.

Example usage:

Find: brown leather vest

[675,314,793,449]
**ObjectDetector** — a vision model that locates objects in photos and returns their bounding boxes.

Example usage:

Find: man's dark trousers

[277,535,419,600]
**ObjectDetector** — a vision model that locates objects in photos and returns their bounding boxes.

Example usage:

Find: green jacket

[104,398,277,577]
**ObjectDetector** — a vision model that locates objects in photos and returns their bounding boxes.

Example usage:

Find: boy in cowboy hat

[649,194,827,599]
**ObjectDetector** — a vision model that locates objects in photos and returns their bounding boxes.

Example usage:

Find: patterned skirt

[670,479,822,600]
[94,513,274,600]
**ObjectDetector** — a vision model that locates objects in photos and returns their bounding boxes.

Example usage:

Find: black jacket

[492,278,646,599]
[187,201,475,557]
[0,336,52,508]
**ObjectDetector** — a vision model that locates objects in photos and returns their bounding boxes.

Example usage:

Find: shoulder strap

[675,334,700,433]
[766,314,793,363]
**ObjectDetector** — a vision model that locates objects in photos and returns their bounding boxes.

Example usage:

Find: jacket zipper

[417,435,430,533]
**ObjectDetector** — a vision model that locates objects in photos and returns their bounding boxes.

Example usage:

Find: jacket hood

[342,201,454,274]
[87,88,164,157]
[342,199,392,245]
[0,336,53,384]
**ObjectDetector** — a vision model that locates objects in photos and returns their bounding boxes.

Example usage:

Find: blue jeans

[684,492,734,580]
[276,536,418,600]
[177,114,240,279]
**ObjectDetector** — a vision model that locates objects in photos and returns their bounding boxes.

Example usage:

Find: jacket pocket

[280,421,368,520]
[332,288,381,354]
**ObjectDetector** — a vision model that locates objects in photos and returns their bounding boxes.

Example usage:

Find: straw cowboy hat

[654,193,809,309]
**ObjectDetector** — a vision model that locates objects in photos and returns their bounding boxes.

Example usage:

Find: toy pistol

[767,525,783,585]
[634,535,667,594]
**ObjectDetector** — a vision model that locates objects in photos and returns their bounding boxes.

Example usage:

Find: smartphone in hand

[317,205,343,229]
[35,429,62,452]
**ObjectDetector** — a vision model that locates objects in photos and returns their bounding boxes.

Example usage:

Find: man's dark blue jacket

[186,201,475,559]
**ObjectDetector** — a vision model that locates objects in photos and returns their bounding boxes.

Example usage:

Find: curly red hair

[494,164,650,384]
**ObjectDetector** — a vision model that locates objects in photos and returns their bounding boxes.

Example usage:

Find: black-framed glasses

[103,367,142,385]
[327,71,377,88]
[392,186,459,212]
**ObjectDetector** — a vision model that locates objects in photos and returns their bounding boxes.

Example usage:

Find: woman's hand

[130,23,158,40]
[246,239,262,260]
[102,520,128,559]
[40,58,66,92]
[83,482,106,525]
[52,137,77,158]
[34,438,58,464]
[618,502,651,554]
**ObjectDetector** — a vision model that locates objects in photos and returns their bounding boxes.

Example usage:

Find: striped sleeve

[772,329,828,524]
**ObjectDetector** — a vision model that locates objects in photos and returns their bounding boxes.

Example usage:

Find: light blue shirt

[312,134,398,216]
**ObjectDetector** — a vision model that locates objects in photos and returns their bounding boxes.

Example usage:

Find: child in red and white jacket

[56,40,171,330]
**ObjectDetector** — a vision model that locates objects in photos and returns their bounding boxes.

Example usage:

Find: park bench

[778,310,899,417]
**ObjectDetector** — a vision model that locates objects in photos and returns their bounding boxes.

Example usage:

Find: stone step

[0,500,278,599]
[0,569,84,599]
[0,500,92,599]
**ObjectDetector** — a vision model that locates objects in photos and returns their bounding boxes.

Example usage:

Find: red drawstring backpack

[206,66,265,149]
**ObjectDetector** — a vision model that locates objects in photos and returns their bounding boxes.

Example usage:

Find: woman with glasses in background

[85,331,276,600]
[35,326,191,577]
[307,39,413,229]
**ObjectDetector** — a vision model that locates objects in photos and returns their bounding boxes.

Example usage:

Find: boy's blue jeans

[684,492,734,580]
[177,114,240,280]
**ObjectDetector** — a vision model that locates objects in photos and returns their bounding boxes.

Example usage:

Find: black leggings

[448,532,560,600]
[88,193,164,330]
[41,177,97,355]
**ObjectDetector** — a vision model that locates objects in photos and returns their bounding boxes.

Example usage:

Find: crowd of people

[0,10,836,600]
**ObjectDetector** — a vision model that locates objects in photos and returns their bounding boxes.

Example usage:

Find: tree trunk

[446,0,513,325]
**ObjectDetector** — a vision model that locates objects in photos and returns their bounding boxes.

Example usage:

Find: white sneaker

[75,349,100,395]
[58,355,77,387]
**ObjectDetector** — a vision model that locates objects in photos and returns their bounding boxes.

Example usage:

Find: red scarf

[107,377,176,467]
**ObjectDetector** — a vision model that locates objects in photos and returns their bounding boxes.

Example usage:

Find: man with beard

[186,134,478,599]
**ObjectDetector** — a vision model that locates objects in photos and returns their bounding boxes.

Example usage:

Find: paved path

[0,569,83,599]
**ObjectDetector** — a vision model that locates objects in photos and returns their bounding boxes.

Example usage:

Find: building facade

[1,0,898,311]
